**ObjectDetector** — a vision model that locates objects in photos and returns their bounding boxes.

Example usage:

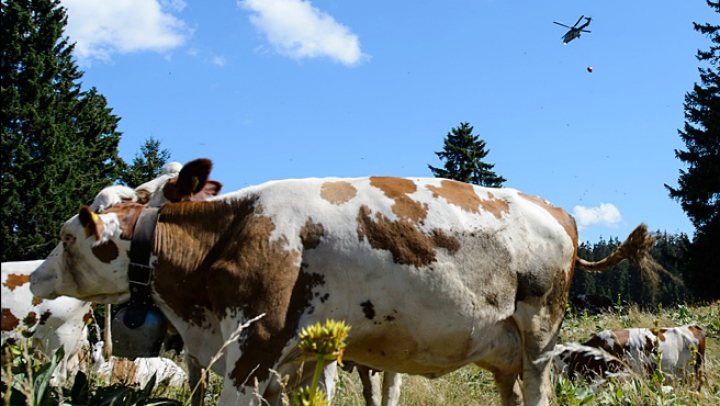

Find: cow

[2,260,92,385]
[89,340,188,388]
[92,158,222,406]
[551,343,630,384]
[29,177,664,405]
[581,325,706,388]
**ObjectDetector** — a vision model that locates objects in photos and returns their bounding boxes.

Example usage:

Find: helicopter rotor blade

[553,22,572,28]
[581,30,591,33]
[573,15,584,27]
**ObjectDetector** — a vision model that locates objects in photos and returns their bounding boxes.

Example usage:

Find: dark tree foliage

[118,137,171,188]
[665,1,720,301]
[569,233,689,307]
[428,122,506,187]
[1,0,124,262]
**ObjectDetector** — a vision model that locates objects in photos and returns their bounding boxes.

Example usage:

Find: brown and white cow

[2,260,92,385]
[552,343,630,383]
[92,158,221,406]
[89,340,188,388]
[30,177,663,405]
[581,325,706,387]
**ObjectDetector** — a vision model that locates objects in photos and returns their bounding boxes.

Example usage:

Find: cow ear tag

[191,176,200,193]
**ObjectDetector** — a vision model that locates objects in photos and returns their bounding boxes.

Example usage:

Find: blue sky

[59,0,715,243]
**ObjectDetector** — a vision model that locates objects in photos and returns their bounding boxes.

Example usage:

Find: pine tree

[428,122,506,187]
[1,0,124,261]
[665,1,720,301]
[119,137,172,188]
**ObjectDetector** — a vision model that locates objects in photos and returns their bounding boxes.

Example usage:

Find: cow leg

[321,361,338,402]
[515,302,562,406]
[357,365,381,406]
[493,373,522,406]
[187,354,206,406]
[381,371,401,406]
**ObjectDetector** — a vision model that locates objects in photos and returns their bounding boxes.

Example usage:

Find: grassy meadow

[3,302,718,405]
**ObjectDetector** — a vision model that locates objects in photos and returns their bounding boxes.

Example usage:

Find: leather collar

[123,207,161,329]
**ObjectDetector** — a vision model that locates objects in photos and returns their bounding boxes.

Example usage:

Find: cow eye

[62,234,76,246]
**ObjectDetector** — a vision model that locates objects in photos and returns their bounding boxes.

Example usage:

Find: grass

[4,303,718,405]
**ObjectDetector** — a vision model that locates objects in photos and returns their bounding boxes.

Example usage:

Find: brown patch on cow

[426,181,509,219]
[360,301,375,320]
[102,203,144,241]
[653,328,667,342]
[584,330,629,358]
[32,297,43,306]
[92,240,119,263]
[2,308,20,331]
[300,219,324,250]
[481,192,510,219]
[320,181,357,205]
[3,274,30,291]
[152,197,324,389]
[370,177,429,224]
[518,192,578,290]
[356,205,459,267]
[427,180,481,214]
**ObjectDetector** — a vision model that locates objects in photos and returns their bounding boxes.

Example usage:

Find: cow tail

[574,224,680,293]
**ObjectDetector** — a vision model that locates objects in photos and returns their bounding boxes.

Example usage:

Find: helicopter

[553,15,592,44]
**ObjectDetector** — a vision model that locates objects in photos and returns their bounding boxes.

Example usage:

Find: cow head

[143,158,223,207]
[90,159,223,213]
[30,204,143,304]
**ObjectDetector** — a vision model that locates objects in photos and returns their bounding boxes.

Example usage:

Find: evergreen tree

[428,122,506,187]
[665,0,720,301]
[119,137,171,188]
[1,0,124,261]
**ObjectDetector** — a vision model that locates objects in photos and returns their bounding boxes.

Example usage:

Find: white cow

[89,341,188,388]
[1,260,91,385]
[30,177,663,405]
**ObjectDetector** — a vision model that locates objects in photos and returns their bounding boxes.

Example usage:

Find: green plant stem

[309,355,328,402]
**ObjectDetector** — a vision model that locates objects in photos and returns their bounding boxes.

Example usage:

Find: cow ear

[78,206,103,240]
[176,158,212,194]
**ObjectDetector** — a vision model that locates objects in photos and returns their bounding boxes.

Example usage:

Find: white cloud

[573,203,622,229]
[239,0,367,66]
[61,0,191,65]
[211,56,227,67]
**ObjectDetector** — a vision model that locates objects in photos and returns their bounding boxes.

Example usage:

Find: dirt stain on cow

[320,181,357,205]
[3,274,30,291]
